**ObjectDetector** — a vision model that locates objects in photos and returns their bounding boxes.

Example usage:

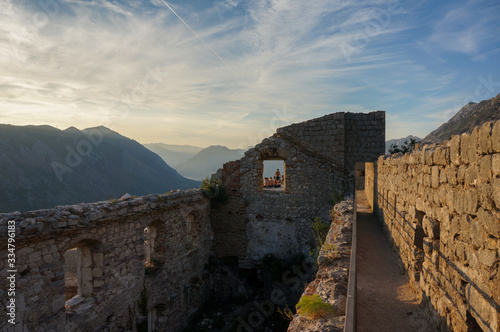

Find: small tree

[389,138,420,154]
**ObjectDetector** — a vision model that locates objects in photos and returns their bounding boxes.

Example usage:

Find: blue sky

[1,0,499,148]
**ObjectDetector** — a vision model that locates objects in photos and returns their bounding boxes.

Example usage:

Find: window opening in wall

[64,248,78,301]
[64,242,98,310]
[263,160,285,192]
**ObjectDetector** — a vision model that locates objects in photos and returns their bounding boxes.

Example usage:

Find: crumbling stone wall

[288,199,353,332]
[212,112,384,267]
[0,190,212,332]
[371,120,500,331]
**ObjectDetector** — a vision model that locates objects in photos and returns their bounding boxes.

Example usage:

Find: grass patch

[296,294,335,320]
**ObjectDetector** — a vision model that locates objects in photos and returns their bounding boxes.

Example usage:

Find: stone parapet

[0,190,212,332]
[373,119,500,331]
[288,199,353,331]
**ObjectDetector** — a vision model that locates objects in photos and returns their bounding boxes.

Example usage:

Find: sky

[1,0,499,149]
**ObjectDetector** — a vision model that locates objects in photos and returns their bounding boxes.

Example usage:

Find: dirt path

[356,190,437,332]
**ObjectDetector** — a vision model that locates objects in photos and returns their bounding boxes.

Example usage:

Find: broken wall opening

[64,240,102,309]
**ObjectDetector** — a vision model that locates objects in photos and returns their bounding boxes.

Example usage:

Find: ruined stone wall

[372,120,500,331]
[213,111,384,268]
[0,190,212,332]
[288,199,353,332]
[344,111,385,171]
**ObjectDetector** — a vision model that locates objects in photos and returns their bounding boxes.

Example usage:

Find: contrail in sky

[159,0,227,65]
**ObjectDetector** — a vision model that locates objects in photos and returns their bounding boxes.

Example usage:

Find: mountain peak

[423,93,500,143]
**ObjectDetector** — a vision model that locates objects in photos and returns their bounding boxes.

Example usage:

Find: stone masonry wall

[213,111,384,268]
[0,190,212,332]
[372,120,500,331]
[364,162,375,208]
[276,111,385,171]
[288,199,353,332]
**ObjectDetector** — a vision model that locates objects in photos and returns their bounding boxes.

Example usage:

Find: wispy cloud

[426,1,500,56]
[1,0,499,147]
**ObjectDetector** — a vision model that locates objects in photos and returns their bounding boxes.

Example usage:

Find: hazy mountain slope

[0,125,199,212]
[423,93,500,143]
[385,135,421,154]
[175,145,245,180]
[144,143,201,167]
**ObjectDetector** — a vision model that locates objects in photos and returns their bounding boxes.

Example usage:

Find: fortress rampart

[369,119,500,331]
[0,111,385,331]
[1,190,212,332]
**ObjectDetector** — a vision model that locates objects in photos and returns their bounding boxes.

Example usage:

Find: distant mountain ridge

[175,145,246,180]
[144,143,203,167]
[423,93,500,143]
[0,124,199,212]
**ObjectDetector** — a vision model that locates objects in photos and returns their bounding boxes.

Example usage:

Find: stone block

[94,279,105,288]
[446,165,457,185]
[450,135,461,165]
[457,165,467,184]
[51,294,65,313]
[431,251,439,269]
[439,168,447,184]
[492,154,500,177]
[81,267,93,281]
[478,208,500,238]
[478,155,492,182]
[469,218,483,249]
[478,122,493,154]
[460,133,470,164]
[434,147,450,165]
[493,178,500,209]
[478,248,497,267]
[92,268,103,278]
[431,166,440,188]
[423,237,433,254]
[424,149,434,165]
[478,182,494,211]
[423,216,440,240]
[469,127,479,164]
[463,189,478,215]
[493,120,500,152]
[79,247,92,268]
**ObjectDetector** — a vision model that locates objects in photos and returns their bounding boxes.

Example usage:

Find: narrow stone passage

[355,190,435,332]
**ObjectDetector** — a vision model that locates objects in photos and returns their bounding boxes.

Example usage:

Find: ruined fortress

[1,112,499,332]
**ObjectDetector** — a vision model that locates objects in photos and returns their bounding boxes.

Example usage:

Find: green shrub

[296,294,335,320]
[200,177,226,202]
[322,243,340,262]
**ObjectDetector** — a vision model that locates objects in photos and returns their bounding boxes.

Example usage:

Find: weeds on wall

[201,177,227,203]
[322,243,340,262]
[308,217,332,263]
[296,294,335,320]
[277,305,295,321]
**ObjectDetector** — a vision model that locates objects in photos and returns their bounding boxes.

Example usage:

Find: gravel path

[356,190,438,332]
